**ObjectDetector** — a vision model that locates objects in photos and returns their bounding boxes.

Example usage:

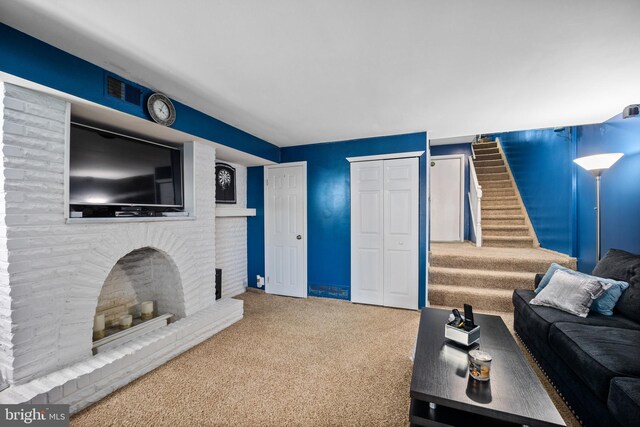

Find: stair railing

[469,156,483,247]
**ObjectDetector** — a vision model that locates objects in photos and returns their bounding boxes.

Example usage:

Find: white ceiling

[1,0,640,147]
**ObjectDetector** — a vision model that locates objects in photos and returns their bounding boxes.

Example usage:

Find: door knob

[296,235,302,240]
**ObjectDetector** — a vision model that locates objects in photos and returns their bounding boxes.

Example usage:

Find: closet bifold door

[350,160,385,305]
[382,157,419,310]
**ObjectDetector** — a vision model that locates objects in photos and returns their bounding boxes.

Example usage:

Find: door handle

[296,235,302,240]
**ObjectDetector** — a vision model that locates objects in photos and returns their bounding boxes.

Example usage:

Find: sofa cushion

[608,377,640,427]
[513,290,640,349]
[549,322,640,400]
[592,249,640,323]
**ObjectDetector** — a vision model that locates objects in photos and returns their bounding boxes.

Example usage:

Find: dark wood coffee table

[410,308,565,426]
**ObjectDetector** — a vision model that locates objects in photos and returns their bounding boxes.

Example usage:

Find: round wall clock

[147,93,176,126]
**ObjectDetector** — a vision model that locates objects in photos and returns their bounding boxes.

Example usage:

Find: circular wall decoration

[147,93,176,126]
[215,163,237,204]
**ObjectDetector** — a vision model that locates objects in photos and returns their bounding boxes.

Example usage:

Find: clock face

[147,93,176,126]
[153,99,170,121]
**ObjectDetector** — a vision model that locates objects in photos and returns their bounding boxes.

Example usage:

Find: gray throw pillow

[530,270,611,317]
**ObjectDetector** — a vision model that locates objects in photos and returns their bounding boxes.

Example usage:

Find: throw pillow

[534,263,565,294]
[592,249,640,323]
[536,263,629,316]
[530,270,611,317]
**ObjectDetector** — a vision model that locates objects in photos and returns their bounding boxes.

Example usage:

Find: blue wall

[575,116,640,273]
[429,143,473,241]
[0,23,280,162]
[247,166,265,288]
[494,129,576,255]
[248,133,428,307]
[492,119,640,273]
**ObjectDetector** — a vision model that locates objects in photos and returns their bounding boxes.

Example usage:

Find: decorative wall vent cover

[106,75,142,106]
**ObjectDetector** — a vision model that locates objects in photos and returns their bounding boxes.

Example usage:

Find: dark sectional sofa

[513,249,640,427]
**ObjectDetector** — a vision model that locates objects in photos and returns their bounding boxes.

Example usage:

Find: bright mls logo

[1,405,69,426]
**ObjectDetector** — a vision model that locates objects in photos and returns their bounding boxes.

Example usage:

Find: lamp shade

[574,153,623,174]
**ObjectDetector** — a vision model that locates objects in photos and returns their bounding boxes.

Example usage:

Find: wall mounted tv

[69,123,183,211]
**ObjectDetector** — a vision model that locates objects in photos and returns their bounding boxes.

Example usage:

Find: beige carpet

[72,291,420,426]
[73,291,579,426]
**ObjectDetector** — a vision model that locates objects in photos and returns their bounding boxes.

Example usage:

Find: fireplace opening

[92,247,185,352]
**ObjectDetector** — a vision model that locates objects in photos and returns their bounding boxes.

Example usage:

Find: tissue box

[445,324,481,346]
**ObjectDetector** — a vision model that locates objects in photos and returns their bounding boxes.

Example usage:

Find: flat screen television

[69,123,183,209]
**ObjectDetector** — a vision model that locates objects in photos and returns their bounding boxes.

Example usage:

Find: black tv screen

[70,124,183,207]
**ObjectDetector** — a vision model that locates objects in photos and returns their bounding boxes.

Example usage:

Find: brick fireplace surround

[0,83,243,412]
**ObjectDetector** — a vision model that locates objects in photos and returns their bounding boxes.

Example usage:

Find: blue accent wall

[492,119,640,273]
[494,129,576,255]
[247,167,265,288]
[0,23,280,162]
[575,116,640,273]
[429,143,473,241]
[248,133,428,307]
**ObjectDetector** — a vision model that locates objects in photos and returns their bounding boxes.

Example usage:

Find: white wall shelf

[215,208,256,217]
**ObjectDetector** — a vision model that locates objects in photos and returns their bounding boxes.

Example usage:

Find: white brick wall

[215,162,248,298]
[0,83,237,388]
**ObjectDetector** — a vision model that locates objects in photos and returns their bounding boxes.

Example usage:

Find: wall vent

[106,75,142,106]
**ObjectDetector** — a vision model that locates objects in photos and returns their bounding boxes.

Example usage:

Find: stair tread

[474,161,504,166]
[430,251,574,265]
[429,243,576,269]
[429,266,535,279]
[482,205,521,210]
[479,181,511,185]
[482,224,529,230]
[482,214,524,219]
[476,167,506,172]
[429,284,514,297]
[483,196,517,200]
[476,171,508,176]
[483,235,533,241]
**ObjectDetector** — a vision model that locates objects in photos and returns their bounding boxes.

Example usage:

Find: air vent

[107,76,124,99]
[106,75,142,106]
[125,85,142,105]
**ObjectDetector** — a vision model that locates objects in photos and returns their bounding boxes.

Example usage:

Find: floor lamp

[573,153,624,262]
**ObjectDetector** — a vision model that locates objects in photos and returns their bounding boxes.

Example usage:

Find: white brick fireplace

[0,83,243,412]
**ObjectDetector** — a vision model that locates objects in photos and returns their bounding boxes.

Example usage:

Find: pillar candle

[141,301,154,315]
[120,314,133,329]
[93,314,105,332]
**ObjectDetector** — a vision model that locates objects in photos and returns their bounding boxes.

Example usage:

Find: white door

[265,162,307,298]
[383,158,419,309]
[351,157,419,309]
[350,161,384,305]
[430,155,464,241]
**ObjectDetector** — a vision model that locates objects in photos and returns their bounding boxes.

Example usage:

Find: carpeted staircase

[474,140,537,248]
[428,138,577,313]
[429,243,576,312]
